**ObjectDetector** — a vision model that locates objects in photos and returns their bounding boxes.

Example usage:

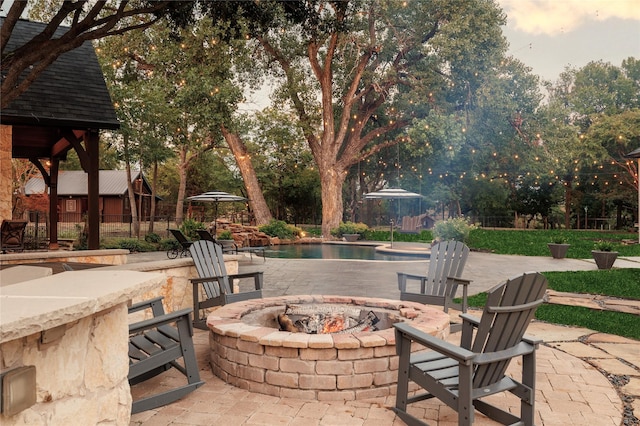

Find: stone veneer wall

[102,255,240,316]
[0,270,164,425]
[0,249,129,266]
[0,125,12,222]
[0,305,131,425]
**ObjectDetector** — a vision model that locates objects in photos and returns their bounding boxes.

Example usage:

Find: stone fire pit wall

[207,295,450,401]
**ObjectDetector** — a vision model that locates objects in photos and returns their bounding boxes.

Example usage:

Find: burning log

[277,304,379,334]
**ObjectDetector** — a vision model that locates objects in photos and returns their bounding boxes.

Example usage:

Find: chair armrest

[522,333,543,346]
[229,271,264,290]
[397,272,427,291]
[394,322,475,363]
[474,341,537,365]
[129,308,193,334]
[128,296,164,314]
[447,276,472,286]
[459,313,481,325]
[190,276,222,284]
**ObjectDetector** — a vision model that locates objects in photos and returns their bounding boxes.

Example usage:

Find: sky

[498,0,640,82]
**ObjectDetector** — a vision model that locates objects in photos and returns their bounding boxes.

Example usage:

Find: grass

[467,228,640,258]
[459,230,640,339]
[463,268,640,340]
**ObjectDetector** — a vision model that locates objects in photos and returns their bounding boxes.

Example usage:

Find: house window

[65,199,77,212]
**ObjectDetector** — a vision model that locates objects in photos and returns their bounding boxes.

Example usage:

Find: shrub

[593,240,616,252]
[159,238,180,251]
[259,220,302,239]
[180,218,205,240]
[106,238,156,252]
[432,217,476,243]
[550,235,569,244]
[218,230,233,240]
[331,221,369,237]
[145,232,162,244]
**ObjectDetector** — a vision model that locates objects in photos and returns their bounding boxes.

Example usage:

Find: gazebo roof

[1,18,119,158]
[1,18,119,130]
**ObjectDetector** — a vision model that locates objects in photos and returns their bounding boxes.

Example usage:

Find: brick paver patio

[128,250,640,425]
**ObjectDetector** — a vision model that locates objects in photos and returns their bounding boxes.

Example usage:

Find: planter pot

[591,250,618,270]
[548,243,570,259]
[218,239,236,250]
[343,234,360,242]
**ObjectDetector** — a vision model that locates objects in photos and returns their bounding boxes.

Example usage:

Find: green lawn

[467,228,640,258]
[455,229,640,340]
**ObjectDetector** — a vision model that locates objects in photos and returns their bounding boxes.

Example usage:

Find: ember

[277,304,379,334]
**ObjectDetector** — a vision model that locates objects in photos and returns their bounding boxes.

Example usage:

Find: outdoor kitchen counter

[0,270,165,426]
[0,270,164,343]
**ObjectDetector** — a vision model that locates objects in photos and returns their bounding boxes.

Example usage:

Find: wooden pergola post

[87,130,100,249]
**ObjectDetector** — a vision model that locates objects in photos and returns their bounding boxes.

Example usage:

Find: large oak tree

[218,0,507,236]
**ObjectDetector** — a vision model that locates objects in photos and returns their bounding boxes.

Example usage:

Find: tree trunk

[221,125,273,225]
[564,184,571,229]
[175,147,188,226]
[149,160,158,233]
[123,135,139,236]
[319,166,347,237]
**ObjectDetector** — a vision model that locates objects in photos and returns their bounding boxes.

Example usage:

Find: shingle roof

[25,170,141,196]
[0,18,119,129]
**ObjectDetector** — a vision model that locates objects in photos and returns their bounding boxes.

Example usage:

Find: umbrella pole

[390,219,394,248]
[214,202,219,235]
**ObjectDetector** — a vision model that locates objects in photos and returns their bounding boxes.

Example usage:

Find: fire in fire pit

[277,304,379,334]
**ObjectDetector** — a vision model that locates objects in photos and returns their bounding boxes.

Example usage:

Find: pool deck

[127,246,640,426]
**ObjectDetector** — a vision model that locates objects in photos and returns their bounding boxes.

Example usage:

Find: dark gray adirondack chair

[189,240,263,329]
[128,297,204,414]
[393,271,548,426]
[397,240,471,313]
[196,229,267,261]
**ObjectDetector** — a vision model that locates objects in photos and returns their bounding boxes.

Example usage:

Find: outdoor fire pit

[207,295,450,401]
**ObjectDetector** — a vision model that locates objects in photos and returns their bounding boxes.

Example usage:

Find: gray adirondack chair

[393,271,548,426]
[397,240,471,313]
[196,229,266,261]
[189,240,263,329]
[128,297,204,414]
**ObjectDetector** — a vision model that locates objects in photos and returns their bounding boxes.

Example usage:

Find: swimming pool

[263,244,427,261]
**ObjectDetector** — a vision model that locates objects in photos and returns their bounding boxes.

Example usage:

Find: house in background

[25,170,160,223]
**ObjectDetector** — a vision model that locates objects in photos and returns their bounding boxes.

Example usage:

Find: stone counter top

[0,270,164,343]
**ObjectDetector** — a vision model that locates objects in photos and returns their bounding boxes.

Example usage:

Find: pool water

[263,244,427,261]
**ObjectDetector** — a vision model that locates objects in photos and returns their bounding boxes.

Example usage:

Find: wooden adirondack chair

[189,240,263,329]
[397,240,471,313]
[0,220,27,253]
[393,271,548,426]
[128,297,204,414]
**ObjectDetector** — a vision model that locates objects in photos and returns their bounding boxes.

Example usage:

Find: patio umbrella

[364,188,422,248]
[186,191,247,234]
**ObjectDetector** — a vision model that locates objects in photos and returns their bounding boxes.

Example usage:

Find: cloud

[499,0,640,36]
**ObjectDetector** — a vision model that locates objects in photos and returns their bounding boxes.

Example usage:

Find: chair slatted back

[189,240,232,299]
[426,240,469,297]
[470,272,547,388]
[169,229,191,247]
[196,229,216,242]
